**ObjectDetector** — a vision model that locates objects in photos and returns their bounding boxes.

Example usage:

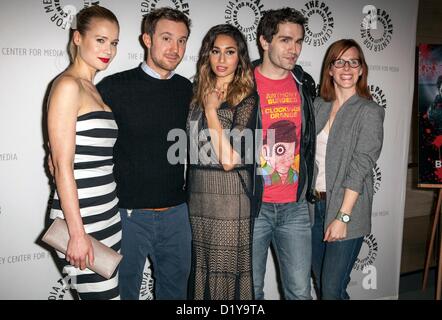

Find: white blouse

[315,127,329,192]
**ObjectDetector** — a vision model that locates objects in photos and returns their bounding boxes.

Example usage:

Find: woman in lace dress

[187,24,258,300]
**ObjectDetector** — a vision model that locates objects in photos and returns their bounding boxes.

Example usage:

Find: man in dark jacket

[252,7,316,300]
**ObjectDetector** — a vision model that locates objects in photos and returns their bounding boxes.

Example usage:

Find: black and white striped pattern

[50,111,121,300]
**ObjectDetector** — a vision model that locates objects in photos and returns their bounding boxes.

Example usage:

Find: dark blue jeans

[311,199,363,300]
[118,203,192,300]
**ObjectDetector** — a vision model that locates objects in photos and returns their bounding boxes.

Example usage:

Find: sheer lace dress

[186,92,258,300]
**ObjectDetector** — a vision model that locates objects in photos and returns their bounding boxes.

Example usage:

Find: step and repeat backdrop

[0,0,417,299]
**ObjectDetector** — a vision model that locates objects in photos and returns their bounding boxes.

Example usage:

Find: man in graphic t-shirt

[252,7,316,300]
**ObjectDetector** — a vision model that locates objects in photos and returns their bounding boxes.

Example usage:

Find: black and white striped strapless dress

[50,111,121,300]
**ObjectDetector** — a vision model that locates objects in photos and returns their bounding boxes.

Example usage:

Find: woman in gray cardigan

[311,39,384,300]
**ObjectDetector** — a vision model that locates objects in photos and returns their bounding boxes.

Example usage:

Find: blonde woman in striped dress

[47,5,121,300]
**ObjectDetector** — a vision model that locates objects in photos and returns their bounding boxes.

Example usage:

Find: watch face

[342,215,350,222]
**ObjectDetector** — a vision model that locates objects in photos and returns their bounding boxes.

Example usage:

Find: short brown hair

[142,7,191,37]
[256,7,307,58]
[319,39,372,102]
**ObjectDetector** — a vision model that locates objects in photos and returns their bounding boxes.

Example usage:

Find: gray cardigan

[309,94,385,240]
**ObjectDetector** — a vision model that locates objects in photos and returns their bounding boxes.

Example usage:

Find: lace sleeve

[232,91,258,131]
[231,91,258,164]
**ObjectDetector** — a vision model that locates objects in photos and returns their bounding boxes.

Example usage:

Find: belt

[314,190,326,201]
[141,207,172,212]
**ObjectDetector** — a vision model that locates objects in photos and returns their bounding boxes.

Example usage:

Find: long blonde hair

[191,24,254,108]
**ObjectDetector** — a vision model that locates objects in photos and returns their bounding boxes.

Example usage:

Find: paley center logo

[353,233,378,272]
[360,6,393,52]
[372,163,382,194]
[141,0,190,16]
[225,0,264,42]
[42,0,99,29]
[47,275,74,300]
[369,84,387,109]
[139,260,154,300]
[301,0,334,47]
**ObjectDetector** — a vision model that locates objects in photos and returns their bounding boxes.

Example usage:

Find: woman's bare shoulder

[48,74,82,113]
[51,74,82,93]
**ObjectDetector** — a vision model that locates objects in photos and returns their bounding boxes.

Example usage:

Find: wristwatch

[336,211,351,223]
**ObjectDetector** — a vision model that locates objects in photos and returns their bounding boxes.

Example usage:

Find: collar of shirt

[141,61,175,80]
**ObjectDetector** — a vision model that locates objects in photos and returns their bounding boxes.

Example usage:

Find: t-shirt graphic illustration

[255,68,302,203]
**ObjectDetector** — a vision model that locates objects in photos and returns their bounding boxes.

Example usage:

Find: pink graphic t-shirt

[255,68,302,203]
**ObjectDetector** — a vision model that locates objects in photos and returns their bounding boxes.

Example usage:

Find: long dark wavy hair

[191,24,254,108]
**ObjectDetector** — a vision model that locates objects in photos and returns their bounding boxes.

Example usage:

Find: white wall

[0,0,418,299]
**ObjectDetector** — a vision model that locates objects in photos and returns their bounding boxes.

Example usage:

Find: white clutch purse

[42,217,122,279]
